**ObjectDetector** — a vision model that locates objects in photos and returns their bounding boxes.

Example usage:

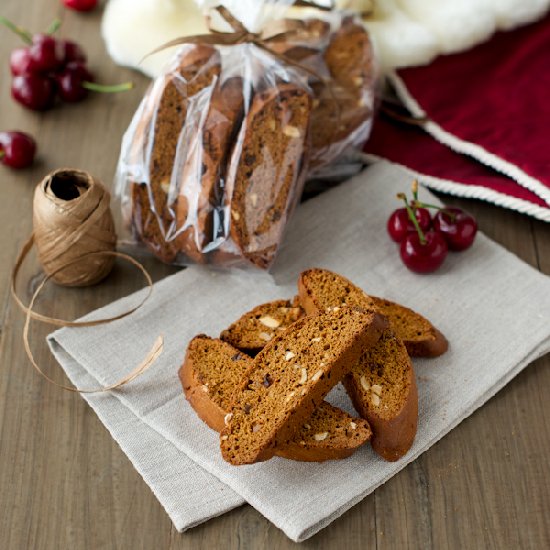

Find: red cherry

[400,231,448,274]
[61,40,87,64]
[62,0,98,12]
[29,34,63,72]
[0,131,36,169]
[11,74,56,111]
[433,207,478,251]
[56,62,94,102]
[10,47,36,76]
[387,207,432,243]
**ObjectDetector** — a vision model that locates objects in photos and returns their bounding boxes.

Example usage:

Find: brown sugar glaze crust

[297,268,448,358]
[179,335,372,462]
[175,76,246,263]
[225,82,312,269]
[130,44,221,263]
[220,309,387,465]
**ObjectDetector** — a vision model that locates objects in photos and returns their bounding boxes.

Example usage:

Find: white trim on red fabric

[387,71,550,209]
[362,154,550,222]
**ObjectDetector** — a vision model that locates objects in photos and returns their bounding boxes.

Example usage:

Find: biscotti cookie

[220,308,387,465]
[176,76,246,263]
[130,44,221,263]
[297,268,448,357]
[343,329,418,461]
[268,18,331,66]
[179,335,372,462]
[220,299,304,355]
[309,16,375,169]
[224,82,312,269]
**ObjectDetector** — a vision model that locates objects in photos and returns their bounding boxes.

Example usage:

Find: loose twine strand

[11,169,164,394]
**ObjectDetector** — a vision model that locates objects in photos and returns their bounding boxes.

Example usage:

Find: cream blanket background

[102,0,550,76]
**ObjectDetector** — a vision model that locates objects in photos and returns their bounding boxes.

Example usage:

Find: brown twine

[33,168,117,287]
[293,0,334,11]
[380,102,428,127]
[11,168,164,393]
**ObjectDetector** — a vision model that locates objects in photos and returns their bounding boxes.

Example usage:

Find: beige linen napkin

[48,161,550,542]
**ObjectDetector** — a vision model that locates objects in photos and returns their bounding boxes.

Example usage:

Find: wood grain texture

[0,1,549,549]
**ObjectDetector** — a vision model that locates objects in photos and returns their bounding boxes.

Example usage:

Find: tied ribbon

[145,5,329,83]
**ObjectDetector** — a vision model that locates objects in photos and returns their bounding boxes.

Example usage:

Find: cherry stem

[0,15,32,44]
[412,179,419,202]
[397,193,427,245]
[412,200,457,221]
[46,18,62,35]
[82,81,134,93]
[0,150,4,161]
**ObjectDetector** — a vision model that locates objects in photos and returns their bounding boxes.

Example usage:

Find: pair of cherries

[387,181,477,273]
[3,17,132,111]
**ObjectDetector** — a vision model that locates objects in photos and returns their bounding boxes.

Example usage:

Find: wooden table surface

[1,2,549,549]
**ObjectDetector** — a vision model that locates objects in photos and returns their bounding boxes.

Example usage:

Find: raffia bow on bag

[145,5,331,81]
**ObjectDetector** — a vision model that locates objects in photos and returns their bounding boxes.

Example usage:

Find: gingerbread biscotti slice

[179,335,372,462]
[313,18,376,169]
[220,308,387,465]
[224,82,312,269]
[220,299,304,355]
[344,328,418,461]
[130,44,221,263]
[176,76,246,263]
[298,268,448,357]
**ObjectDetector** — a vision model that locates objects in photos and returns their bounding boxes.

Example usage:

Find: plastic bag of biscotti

[199,0,379,174]
[115,2,378,269]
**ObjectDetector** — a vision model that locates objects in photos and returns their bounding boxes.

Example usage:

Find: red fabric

[367,114,548,207]
[365,16,550,212]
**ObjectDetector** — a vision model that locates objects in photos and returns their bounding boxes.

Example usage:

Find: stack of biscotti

[179,268,448,465]
[124,13,376,268]
[126,42,312,269]
[180,334,374,462]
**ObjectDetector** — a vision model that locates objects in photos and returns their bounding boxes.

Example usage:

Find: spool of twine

[33,168,117,287]
[11,168,163,393]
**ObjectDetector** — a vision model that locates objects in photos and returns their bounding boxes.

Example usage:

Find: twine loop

[12,169,164,394]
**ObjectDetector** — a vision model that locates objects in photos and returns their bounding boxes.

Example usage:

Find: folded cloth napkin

[365,16,550,222]
[48,161,550,542]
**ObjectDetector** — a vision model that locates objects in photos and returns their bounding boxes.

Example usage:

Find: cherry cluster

[2,16,132,111]
[387,181,477,274]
